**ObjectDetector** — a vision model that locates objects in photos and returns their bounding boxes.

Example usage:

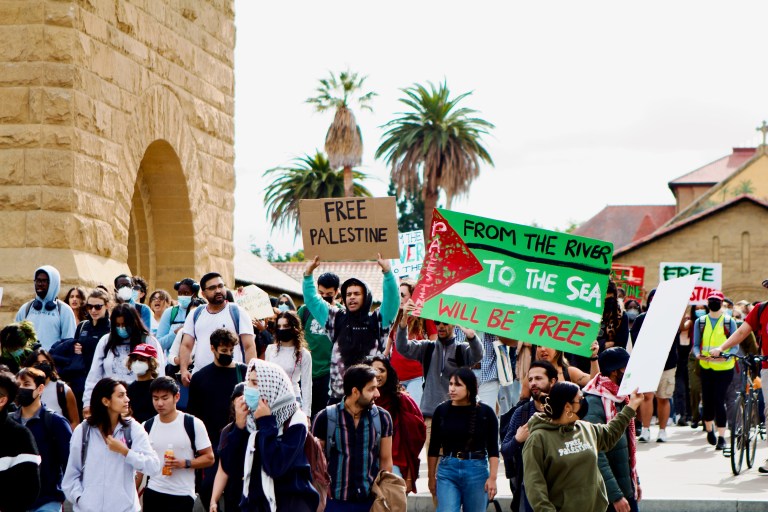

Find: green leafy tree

[263,151,372,237]
[376,81,494,239]
[307,69,376,197]
[732,180,755,196]
[387,181,424,232]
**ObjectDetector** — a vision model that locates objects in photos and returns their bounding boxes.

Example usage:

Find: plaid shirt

[454,328,498,383]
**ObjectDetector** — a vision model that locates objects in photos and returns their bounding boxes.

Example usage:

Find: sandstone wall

[0,0,236,325]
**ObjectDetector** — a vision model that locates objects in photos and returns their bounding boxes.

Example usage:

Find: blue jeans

[436,456,489,512]
[402,377,423,407]
[31,503,62,512]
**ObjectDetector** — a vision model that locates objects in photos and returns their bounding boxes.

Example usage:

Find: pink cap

[130,343,158,359]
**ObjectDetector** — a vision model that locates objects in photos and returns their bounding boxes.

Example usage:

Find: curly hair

[275,310,307,362]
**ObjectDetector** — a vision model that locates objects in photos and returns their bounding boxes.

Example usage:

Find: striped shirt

[312,402,393,501]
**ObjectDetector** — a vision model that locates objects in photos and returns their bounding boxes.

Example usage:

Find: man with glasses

[179,272,256,386]
[15,265,76,350]
[395,301,484,450]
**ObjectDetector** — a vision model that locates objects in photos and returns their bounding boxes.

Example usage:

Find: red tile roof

[572,205,676,249]
[272,261,388,303]
[614,195,768,256]
[668,148,755,188]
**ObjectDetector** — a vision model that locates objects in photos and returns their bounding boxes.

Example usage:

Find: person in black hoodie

[0,368,41,512]
[68,289,112,411]
[301,255,400,402]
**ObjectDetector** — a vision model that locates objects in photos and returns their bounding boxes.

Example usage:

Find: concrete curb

[406,494,768,511]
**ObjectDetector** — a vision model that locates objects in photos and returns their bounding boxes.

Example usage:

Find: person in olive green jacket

[583,348,641,512]
[523,381,643,512]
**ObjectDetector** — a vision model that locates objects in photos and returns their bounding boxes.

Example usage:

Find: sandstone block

[41,185,74,211]
[0,26,43,62]
[42,87,72,123]
[0,87,29,123]
[0,62,41,86]
[0,2,45,26]
[41,125,73,149]
[42,62,75,87]
[0,211,27,247]
[0,149,24,184]
[42,25,75,63]
[0,186,39,210]
[45,2,75,28]
[25,148,74,186]
[0,125,40,148]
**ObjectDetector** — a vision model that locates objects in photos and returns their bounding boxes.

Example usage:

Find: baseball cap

[130,343,158,359]
[707,291,725,302]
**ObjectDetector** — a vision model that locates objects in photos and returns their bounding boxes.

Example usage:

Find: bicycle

[720,353,768,475]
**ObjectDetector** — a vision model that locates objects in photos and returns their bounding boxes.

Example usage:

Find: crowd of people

[0,261,767,512]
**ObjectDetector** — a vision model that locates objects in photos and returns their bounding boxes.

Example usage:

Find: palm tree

[306,69,376,197]
[376,81,494,239]
[263,151,372,237]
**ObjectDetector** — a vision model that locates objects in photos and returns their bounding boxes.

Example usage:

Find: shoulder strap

[170,306,180,325]
[25,301,33,319]
[456,342,465,368]
[123,420,132,449]
[56,381,68,420]
[371,405,382,453]
[698,315,706,335]
[422,343,436,380]
[191,305,205,341]
[228,305,246,361]
[143,416,155,434]
[300,306,311,328]
[325,403,340,459]
[80,421,91,482]
[235,363,245,383]
[724,315,732,338]
[74,321,84,340]
[183,413,197,454]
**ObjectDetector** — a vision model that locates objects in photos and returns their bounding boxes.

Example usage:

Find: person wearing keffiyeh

[583,348,641,512]
[217,359,319,512]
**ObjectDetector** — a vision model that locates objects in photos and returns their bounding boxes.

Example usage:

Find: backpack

[79,419,133,482]
[54,381,71,423]
[143,413,198,454]
[284,415,330,512]
[191,304,246,361]
[697,314,732,339]
[325,402,382,460]
[500,400,534,479]
[421,342,465,388]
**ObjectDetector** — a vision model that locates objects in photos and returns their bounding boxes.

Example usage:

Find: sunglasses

[85,304,105,311]
[434,321,450,326]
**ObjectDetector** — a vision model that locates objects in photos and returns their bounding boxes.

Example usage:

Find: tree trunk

[423,188,439,243]
[343,165,354,197]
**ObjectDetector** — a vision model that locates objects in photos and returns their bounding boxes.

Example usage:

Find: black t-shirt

[127,379,155,423]
[428,401,499,458]
[187,363,246,451]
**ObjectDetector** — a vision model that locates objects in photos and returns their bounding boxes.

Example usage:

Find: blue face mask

[116,326,131,339]
[244,387,260,410]
[11,348,25,358]
[695,309,707,318]
[131,289,140,303]
[278,304,289,313]
[177,296,192,309]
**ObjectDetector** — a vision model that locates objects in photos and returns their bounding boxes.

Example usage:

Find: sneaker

[638,427,651,443]
[715,436,726,451]
[707,429,717,446]
[677,417,688,427]
[690,421,699,429]
[758,460,768,474]
[657,430,668,443]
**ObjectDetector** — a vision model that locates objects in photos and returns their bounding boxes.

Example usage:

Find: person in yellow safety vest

[692,290,737,451]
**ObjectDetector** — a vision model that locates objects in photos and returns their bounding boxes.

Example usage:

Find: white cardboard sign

[235,285,274,320]
[391,230,426,279]
[619,274,699,395]
[658,262,722,305]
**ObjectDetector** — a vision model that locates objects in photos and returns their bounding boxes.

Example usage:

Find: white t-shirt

[41,380,66,416]
[182,303,254,371]
[144,412,212,497]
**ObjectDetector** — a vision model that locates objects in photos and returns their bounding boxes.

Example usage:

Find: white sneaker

[657,430,668,443]
[638,427,651,442]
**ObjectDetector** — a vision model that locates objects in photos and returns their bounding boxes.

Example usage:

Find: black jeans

[311,373,331,420]
[701,367,734,428]
[142,487,195,512]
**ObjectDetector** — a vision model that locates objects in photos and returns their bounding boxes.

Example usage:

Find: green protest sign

[411,209,614,357]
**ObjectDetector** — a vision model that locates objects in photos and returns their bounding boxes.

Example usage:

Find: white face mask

[117,287,133,301]
[131,361,149,376]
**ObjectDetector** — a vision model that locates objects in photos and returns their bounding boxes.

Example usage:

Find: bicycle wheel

[747,392,760,468]
[731,393,745,475]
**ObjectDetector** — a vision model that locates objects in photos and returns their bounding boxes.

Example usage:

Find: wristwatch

[185,459,192,469]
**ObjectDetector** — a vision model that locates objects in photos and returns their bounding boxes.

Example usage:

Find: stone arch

[120,85,203,291]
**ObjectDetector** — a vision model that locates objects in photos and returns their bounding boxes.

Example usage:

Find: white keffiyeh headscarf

[242,358,302,512]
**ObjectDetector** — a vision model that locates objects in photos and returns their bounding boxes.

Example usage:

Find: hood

[35,265,61,303]
[527,412,576,436]
[340,277,373,317]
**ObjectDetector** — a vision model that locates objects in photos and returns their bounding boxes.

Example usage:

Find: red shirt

[389,318,437,381]
[745,303,768,368]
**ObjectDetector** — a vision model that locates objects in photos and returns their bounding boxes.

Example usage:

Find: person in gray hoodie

[395,299,484,450]
[15,265,76,350]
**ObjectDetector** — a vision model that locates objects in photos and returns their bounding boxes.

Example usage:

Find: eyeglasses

[205,283,226,292]
[434,321,449,326]
[85,304,105,311]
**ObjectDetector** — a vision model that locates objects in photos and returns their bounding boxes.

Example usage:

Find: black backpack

[143,413,198,454]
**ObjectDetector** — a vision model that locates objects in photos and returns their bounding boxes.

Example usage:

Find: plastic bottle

[163,444,174,476]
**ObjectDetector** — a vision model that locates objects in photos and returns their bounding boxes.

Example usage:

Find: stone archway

[127,140,196,292]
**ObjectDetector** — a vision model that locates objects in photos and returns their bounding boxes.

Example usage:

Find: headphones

[174,278,200,294]
[32,299,58,311]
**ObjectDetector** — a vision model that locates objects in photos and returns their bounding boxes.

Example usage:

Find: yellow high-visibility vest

[699,315,735,371]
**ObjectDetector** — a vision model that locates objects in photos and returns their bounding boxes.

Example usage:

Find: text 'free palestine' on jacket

[522,406,636,512]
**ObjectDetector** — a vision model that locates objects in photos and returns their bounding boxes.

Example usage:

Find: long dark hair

[367,355,402,414]
[275,311,307,362]
[105,304,148,356]
[450,367,478,405]
[24,348,60,381]
[542,381,580,420]
[87,378,129,436]
[393,280,428,338]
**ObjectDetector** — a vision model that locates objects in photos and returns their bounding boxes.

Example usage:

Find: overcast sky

[232,1,768,256]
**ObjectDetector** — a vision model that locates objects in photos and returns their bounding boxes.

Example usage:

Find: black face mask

[708,300,722,312]
[275,329,294,342]
[34,362,53,379]
[322,295,334,304]
[17,388,36,408]
[576,397,589,420]
[217,353,233,366]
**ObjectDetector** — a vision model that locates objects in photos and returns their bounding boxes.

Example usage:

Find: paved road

[410,423,768,510]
